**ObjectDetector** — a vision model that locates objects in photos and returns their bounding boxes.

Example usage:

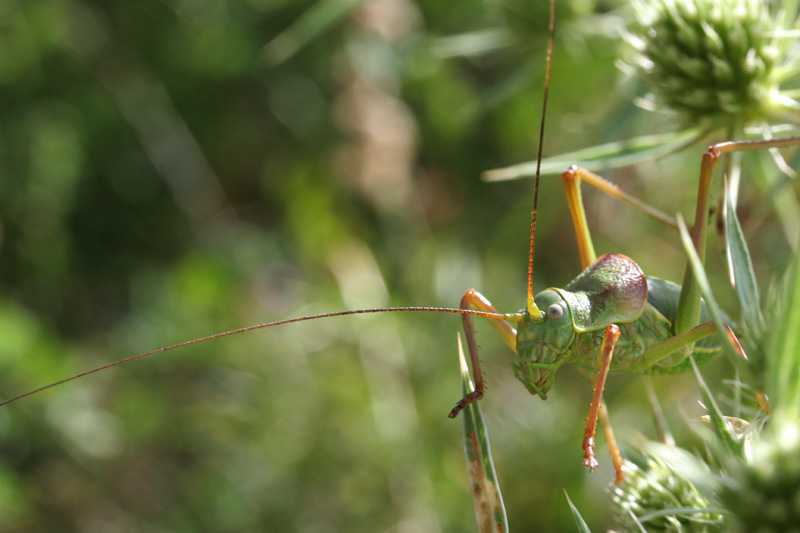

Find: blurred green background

[0,0,794,531]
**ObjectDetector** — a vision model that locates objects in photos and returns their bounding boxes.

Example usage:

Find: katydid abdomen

[638,277,725,372]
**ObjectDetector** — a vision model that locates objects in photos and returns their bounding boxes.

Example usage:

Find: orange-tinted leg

[598,399,626,484]
[582,325,621,477]
[448,289,517,418]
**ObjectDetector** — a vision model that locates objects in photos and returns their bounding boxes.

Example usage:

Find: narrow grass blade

[564,490,591,533]
[458,334,508,533]
[483,128,703,181]
[678,216,747,457]
[262,0,366,66]
[724,184,764,335]
[677,216,748,370]
[690,356,745,458]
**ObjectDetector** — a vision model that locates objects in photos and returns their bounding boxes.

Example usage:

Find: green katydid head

[512,254,648,400]
[512,289,574,399]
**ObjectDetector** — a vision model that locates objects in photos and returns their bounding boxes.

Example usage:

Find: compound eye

[546,303,564,321]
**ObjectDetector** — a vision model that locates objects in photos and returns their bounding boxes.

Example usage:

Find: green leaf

[724,183,764,335]
[564,490,592,533]
[482,128,705,182]
[459,334,508,533]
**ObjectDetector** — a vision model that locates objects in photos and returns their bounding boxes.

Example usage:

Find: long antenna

[2,1,558,408]
[0,307,506,407]
[526,0,556,319]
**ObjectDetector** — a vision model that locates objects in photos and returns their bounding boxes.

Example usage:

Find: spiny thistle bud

[628,0,781,123]
[607,457,725,532]
[719,428,800,532]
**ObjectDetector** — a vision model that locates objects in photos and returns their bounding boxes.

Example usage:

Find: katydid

[3,0,795,490]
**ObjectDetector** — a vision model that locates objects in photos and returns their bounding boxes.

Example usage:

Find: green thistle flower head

[629,0,782,123]
[607,457,725,531]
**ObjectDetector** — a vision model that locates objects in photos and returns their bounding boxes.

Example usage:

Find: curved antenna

[0,307,507,407]
[526,0,556,319]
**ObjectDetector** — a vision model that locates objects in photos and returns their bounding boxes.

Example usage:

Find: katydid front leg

[448,289,517,419]
[583,325,622,481]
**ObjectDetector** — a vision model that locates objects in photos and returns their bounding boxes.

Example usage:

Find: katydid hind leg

[629,320,746,374]
[674,150,719,336]
[674,136,800,337]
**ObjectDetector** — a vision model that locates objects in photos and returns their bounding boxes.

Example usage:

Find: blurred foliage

[0,0,797,531]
